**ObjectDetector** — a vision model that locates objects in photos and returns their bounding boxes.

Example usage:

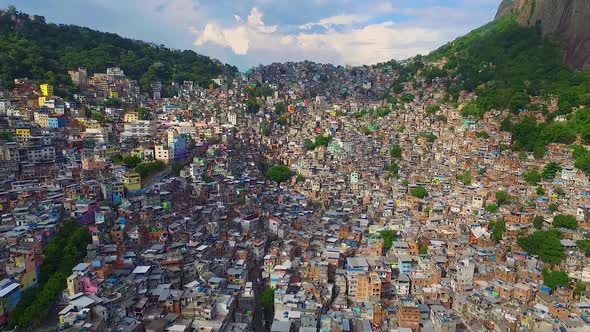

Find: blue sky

[1,0,499,70]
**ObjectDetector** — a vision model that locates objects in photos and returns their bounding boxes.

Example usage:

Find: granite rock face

[495,0,590,71]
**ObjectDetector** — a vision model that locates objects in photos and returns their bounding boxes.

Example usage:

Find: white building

[121,120,156,140]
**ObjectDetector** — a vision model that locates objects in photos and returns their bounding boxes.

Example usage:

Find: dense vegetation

[425,14,590,158]
[429,15,590,114]
[552,214,578,230]
[304,135,333,151]
[136,160,166,178]
[542,269,570,290]
[10,221,90,328]
[517,229,565,265]
[576,240,590,256]
[265,165,292,183]
[390,144,402,158]
[495,191,512,206]
[379,230,398,252]
[410,185,428,199]
[501,112,590,159]
[0,7,236,92]
[488,220,506,242]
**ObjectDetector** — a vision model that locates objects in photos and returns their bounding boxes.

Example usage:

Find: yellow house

[123,171,142,191]
[109,91,119,99]
[66,274,82,296]
[124,112,139,123]
[40,83,54,96]
[15,128,31,137]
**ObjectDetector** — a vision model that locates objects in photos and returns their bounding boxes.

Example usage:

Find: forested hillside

[0,7,237,91]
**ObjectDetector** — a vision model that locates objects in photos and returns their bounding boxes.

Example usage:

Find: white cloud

[299,14,367,30]
[193,7,443,65]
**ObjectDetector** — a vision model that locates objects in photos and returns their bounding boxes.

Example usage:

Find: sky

[1,0,499,71]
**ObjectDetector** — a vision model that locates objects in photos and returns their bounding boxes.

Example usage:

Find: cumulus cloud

[195,7,277,55]
[193,7,444,66]
[299,14,367,30]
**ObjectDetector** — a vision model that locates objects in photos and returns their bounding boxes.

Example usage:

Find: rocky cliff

[495,0,590,71]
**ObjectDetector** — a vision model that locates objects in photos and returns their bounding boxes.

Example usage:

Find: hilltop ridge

[495,0,590,70]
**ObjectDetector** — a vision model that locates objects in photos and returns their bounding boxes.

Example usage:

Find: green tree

[475,131,490,139]
[380,230,398,252]
[419,244,428,255]
[265,165,291,183]
[246,99,260,113]
[410,186,428,198]
[123,155,142,168]
[387,162,399,178]
[523,169,541,186]
[548,203,559,212]
[461,103,484,118]
[536,186,546,195]
[456,171,472,185]
[261,287,275,314]
[135,160,166,178]
[553,214,578,230]
[576,240,590,256]
[574,282,587,299]
[171,162,185,176]
[390,144,402,158]
[485,204,498,213]
[533,216,544,230]
[111,153,123,164]
[542,162,562,179]
[419,132,437,143]
[401,93,415,103]
[489,220,506,242]
[304,138,315,151]
[517,229,565,265]
[274,102,287,115]
[296,173,305,183]
[542,269,569,290]
[495,191,512,206]
[9,221,90,328]
[426,105,440,114]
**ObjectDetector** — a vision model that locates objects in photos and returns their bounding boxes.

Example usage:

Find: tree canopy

[9,221,90,328]
[410,185,428,198]
[542,269,570,290]
[517,229,565,265]
[265,165,292,183]
[380,230,398,252]
[495,191,512,206]
[0,9,236,91]
[552,214,578,230]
